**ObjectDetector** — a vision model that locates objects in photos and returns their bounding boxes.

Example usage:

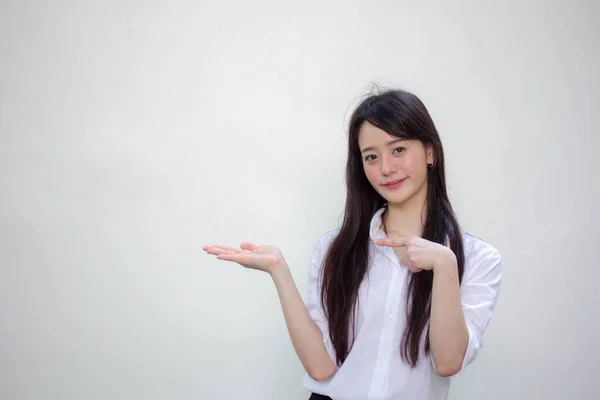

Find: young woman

[203,89,502,400]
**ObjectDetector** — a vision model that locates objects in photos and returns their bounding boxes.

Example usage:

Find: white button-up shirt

[303,207,503,399]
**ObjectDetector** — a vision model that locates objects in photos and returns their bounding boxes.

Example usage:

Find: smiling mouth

[382,177,407,188]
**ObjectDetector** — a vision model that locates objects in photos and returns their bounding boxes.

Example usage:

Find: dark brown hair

[321,88,465,367]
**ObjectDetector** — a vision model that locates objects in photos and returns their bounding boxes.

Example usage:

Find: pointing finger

[374,237,409,248]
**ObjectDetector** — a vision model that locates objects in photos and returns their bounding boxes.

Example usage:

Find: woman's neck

[384,193,428,239]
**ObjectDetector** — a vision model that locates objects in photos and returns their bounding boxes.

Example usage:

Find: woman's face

[358,121,433,207]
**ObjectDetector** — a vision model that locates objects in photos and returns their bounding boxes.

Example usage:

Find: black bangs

[350,90,428,141]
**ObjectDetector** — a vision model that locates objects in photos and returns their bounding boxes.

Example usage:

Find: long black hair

[321,88,465,367]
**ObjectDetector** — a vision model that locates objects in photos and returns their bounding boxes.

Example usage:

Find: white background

[1,1,599,399]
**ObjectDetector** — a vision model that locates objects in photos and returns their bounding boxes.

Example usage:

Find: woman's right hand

[203,241,337,381]
[202,242,287,275]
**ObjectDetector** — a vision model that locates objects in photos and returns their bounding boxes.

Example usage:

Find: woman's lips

[382,177,407,190]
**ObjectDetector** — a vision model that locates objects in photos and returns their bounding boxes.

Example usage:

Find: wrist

[433,249,457,274]
[269,260,290,279]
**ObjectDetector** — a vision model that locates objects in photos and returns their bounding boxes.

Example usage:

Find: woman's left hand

[374,236,457,273]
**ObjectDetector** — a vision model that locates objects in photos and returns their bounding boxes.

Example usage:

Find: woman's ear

[426,144,435,166]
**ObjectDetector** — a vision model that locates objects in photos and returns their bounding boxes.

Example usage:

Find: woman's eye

[393,147,406,154]
[364,154,377,161]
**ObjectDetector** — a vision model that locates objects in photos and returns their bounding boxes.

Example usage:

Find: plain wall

[1,1,599,399]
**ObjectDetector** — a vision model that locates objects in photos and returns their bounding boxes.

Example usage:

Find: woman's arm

[374,236,502,377]
[270,263,337,381]
[373,236,470,374]
[429,255,468,377]
[430,243,503,377]
[203,242,337,381]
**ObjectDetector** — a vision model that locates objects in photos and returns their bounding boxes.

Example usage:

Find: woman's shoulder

[460,230,502,271]
[317,228,341,245]
[307,229,340,275]
[312,228,341,256]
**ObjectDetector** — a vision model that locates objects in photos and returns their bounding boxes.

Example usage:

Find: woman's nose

[380,155,397,176]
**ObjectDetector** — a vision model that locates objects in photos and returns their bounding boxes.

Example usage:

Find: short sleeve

[306,233,338,364]
[434,236,503,377]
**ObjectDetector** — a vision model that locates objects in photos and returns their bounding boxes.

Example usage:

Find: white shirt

[303,207,502,400]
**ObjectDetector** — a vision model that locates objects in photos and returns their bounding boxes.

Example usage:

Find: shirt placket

[368,258,402,398]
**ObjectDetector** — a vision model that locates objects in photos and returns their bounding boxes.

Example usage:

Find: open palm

[203,242,286,274]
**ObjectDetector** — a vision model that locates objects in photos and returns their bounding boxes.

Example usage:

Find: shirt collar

[369,207,388,242]
[370,206,454,247]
